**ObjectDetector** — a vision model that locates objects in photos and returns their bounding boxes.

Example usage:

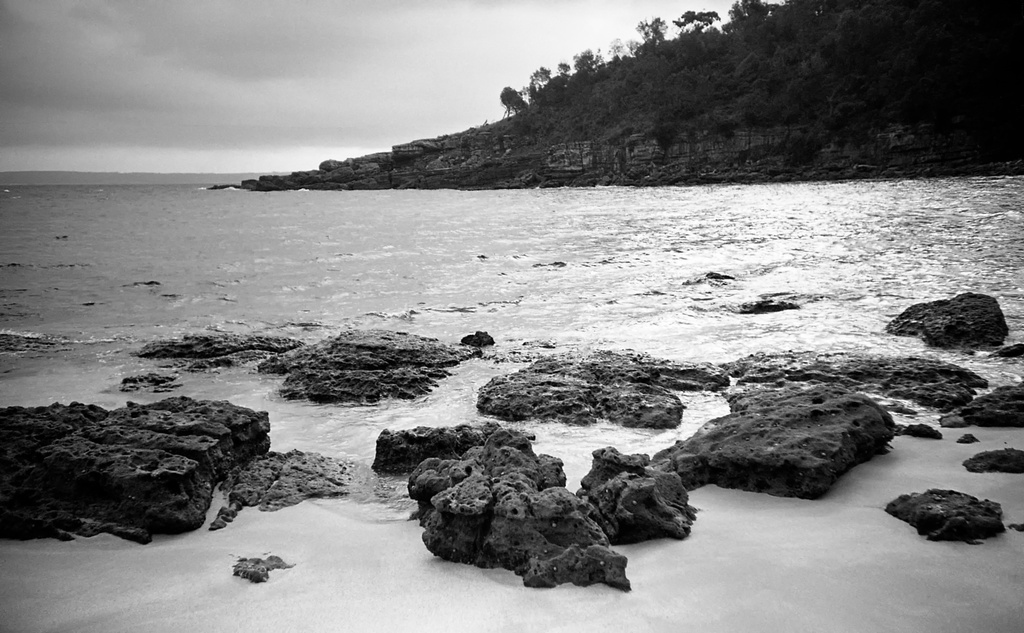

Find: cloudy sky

[1,0,733,173]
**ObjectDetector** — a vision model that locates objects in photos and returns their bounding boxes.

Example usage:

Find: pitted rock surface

[885,292,1008,349]
[885,489,1005,542]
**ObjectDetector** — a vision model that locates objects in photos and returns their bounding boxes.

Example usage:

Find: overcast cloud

[0,0,733,172]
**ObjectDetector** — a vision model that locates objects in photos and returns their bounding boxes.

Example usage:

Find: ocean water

[2,179,1024,633]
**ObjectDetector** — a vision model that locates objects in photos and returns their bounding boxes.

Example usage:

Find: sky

[0,0,734,173]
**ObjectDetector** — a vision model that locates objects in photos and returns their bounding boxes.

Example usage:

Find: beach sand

[2,429,1022,633]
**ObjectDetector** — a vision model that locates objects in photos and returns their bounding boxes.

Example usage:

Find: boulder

[956,433,980,444]
[990,343,1024,358]
[939,384,1024,428]
[233,555,294,583]
[577,447,696,544]
[885,489,1005,542]
[962,448,1024,473]
[898,424,942,439]
[408,428,630,590]
[477,351,728,428]
[653,384,895,499]
[737,299,800,314]
[885,292,1009,349]
[257,329,480,404]
[722,351,988,412]
[460,331,495,347]
[0,397,270,543]
[372,423,501,474]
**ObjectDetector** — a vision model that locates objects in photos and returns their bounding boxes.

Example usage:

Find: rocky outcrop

[885,489,1005,542]
[257,329,480,404]
[962,448,1024,473]
[898,424,942,439]
[209,450,353,530]
[885,293,1009,349]
[653,384,895,499]
[577,447,696,545]
[136,333,305,370]
[233,555,294,583]
[408,428,630,590]
[939,384,1024,428]
[372,423,501,474]
[0,397,270,543]
[722,351,988,412]
[477,351,729,428]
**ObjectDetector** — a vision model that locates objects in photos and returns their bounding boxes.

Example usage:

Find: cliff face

[240,123,1021,192]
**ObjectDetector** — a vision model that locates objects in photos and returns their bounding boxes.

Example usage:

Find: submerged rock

[885,292,1009,349]
[736,298,800,314]
[990,343,1024,358]
[722,351,988,412]
[962,448,1024,473]
[258,329,479,404]
[119,372,180,392]
[408,428,630,591]
[477,350,728,428]
[372,423,501,474]
[232,555,294,583]
[939,384,1024,428]
[577,447,696,544]
[885,489,1004,542]
[137,333,305,361]
[0,397,270,543]
[653,384,895,499]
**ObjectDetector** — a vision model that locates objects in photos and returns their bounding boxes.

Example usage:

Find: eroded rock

[119,372,180,392]
[939,384,1024,428]
[885,489,1004,542]
[962,448,1024,473]
[372,423,501,474]
[885,292,1009,349]
[898,424,942,439]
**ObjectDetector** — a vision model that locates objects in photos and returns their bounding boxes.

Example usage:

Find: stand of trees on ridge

[499,0,1024,162]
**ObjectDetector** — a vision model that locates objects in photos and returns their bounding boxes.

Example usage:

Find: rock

[257,329,479,404]
[653,384,895,499]
[119,372,180,392]
[898,424,942,439]
[372,423,501,474]
[577,447,696,544]
[460,331,495,347]
[137,333,305,360]
[885,489,1005,542]
[408,428,630,590]
[722,351,988,412]
[962,448,1024,473]
[885,292,1009,349]
[956,433,980,444]
[737,299,800,314]
[0,397,270,543]
[1009,524,1024,532]
[477,351,728,428]
[991,343,1024,358]
[939,384,1024,428]
[232,555,294,583]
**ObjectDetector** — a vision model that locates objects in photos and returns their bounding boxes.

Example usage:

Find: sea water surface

[1,179,1023,632]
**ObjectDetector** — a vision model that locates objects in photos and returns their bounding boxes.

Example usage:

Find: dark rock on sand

[991,343,1024,358]
[885,489,1005,542]
[885,292,1009,349]
[898,424,942,439]
[962,448,1024,473]
[722,351,988,412]
[956,433,980,444]
[136,333,305,371]
[372,422,501,474]
[1009,523,1024,532]
[477,350,728,428]
[0,397,270,543]
[408,428,630,590]
[736,298,800,314]
[653,384,895,499]
[939,384,1024,428]
[460,331,495,347]
[233,555,294,583]
[119,372,180,393]
[577,447,696,544]
[258,329,479,404]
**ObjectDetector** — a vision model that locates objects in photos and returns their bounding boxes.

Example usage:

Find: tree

[556,62,571,77]
[573,49,604,75]
[528,67,552,101]
[674,10,721,33]
[636,17,668,46]
[500,86,527,117]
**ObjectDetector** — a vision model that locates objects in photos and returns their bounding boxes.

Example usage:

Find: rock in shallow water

[136,333,306,370]
[885,489,1005,542]
[885,292,1009,349]
[939,384,1024,428]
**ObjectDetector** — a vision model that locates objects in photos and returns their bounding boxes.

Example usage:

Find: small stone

[898,424,942,439]
[956,434,980,444]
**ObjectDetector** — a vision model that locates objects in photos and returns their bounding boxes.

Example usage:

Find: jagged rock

[737,299,800,314]
[885,489,1005,542]
[722,351,988,412]
[939,384,1024,428]
[119,372,180,392]
[372,423,501,474]
[408,428,629,590]
[653,384,895,499]
[962,448,1024,473]
[577,447,696,544]
[460,331,495,347]
[257,329,479,404]
[885,292,1009,349]
[0,397,270,543]
[477,351,728,428]
[991,343,1024,358]
[232,555,294,583]
[137,333,304,360]
[956,433,980,444]
[898,424,942,439]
